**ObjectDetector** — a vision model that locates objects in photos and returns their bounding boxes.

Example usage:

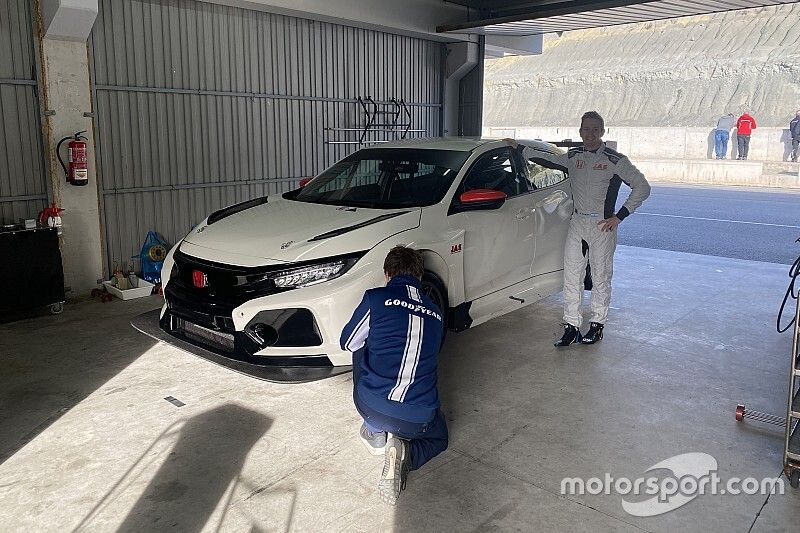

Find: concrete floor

[1,245,799,532]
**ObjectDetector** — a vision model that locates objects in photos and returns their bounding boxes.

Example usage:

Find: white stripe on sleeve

[344,310,370,352]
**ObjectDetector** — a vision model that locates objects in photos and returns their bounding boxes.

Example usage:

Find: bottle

[114,263,128,290]
[127,261,137,288]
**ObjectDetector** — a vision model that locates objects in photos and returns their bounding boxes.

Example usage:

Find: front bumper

[138,245,384,381]
[132,309,351,383]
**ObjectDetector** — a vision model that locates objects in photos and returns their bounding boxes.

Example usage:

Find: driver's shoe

[554,324,581,347]
[581,322,605,344]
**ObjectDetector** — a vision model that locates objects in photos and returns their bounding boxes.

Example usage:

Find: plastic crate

[102,277,154,300]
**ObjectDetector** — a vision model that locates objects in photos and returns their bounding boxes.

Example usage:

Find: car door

[517,153,573,277]
[454,147,537,301]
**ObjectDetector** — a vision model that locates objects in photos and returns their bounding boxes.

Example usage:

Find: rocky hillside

[483,4,800,128]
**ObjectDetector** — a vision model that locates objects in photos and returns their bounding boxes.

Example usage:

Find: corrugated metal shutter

[89,0,444,273]
[0,0,48,225]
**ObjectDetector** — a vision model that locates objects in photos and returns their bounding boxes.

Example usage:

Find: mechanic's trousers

[352,352,448,471]
[563,212,617,328]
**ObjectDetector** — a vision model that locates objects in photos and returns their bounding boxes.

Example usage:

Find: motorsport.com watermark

[560,453,784,517]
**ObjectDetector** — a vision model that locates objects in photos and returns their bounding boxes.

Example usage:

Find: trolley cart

[783,296,800,488]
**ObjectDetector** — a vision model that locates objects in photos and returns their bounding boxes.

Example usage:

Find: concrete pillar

[35,0,103,297]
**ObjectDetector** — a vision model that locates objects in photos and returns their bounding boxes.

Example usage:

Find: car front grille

[174,317,235,353]
[169,250,291,302]
[164,251,295,327]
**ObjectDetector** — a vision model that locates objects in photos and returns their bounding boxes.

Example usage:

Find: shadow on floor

[0,297,162,464]
[73,403,272,532]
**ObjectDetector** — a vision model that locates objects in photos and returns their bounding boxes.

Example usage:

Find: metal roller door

[89,0,444,273]
[0,0,48,225]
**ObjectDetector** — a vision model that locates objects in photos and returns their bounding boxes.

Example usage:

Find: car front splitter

[131,309,351,383]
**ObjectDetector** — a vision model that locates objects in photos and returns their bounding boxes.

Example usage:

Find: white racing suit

[520,143,651,328]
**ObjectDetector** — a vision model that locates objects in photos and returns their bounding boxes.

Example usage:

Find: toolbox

[0,226,65,315]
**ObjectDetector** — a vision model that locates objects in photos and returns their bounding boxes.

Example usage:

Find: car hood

[181,197,421,266]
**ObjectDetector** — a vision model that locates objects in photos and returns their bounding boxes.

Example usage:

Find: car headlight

[273,256,361,288]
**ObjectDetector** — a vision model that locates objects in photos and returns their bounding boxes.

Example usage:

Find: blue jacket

[340,275,444,423]
[791,117,800,138]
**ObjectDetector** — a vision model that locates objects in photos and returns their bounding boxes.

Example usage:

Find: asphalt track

[615,183,800,265]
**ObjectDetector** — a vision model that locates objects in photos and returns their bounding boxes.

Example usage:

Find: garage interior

[2,0,800,530]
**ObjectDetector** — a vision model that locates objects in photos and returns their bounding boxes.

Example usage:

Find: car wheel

[421,272,448,345]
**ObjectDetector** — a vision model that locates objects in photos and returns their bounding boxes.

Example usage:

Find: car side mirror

[455,189,508,212]
[299,177,313,187]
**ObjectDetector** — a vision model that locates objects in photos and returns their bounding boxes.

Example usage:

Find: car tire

[421,271,448,346]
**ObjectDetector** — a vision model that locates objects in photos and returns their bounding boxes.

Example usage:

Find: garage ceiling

[438,0,799,35]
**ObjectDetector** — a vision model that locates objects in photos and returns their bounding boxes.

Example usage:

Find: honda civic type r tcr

[157,138,574,380]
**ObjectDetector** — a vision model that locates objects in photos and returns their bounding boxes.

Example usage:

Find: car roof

[371,136,562,153]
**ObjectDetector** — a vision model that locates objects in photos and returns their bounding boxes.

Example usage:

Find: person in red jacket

[736,112,757,160]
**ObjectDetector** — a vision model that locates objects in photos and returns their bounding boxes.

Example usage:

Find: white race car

[154,138,573,381]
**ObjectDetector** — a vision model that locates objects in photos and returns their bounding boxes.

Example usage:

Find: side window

[525,157,568,190]
[462,148,528,198]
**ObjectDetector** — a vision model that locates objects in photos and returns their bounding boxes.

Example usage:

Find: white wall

[485,126,797,162]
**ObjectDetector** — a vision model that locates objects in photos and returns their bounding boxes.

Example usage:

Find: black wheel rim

[422,279,443,310]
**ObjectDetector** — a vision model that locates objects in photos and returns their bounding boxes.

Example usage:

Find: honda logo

[192,270,208,288]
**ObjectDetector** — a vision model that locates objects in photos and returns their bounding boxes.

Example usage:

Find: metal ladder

[783,295,800,487]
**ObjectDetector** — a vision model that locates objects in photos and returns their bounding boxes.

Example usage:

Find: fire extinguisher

[56,131,89,186]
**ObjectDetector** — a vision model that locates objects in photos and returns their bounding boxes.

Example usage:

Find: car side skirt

[460,270,564,330]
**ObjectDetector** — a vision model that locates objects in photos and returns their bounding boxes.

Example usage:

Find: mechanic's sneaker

[554,324,581,347]
[359,423,387,456]
[581,322,604,344]
[378,436,411,505]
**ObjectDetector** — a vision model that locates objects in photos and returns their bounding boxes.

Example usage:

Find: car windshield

[289,148,471,208]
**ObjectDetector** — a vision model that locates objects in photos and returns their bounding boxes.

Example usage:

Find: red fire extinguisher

[56,131,89,186]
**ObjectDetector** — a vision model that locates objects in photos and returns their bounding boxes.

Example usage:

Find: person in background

[714,113,735,159]
[340,245,448,505]
[790,110,800,163]
[736,111,757,160]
